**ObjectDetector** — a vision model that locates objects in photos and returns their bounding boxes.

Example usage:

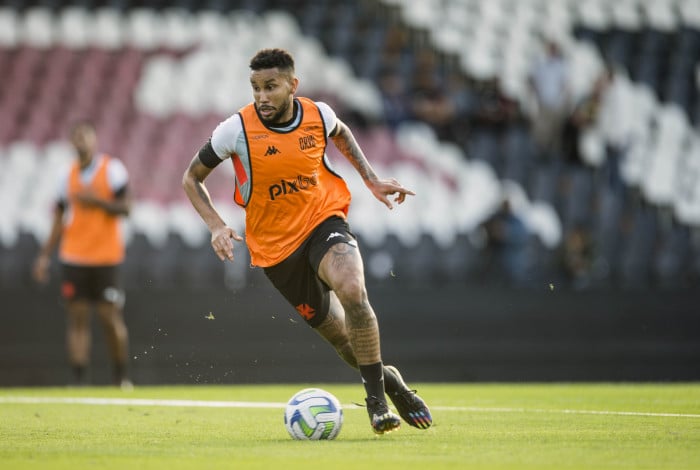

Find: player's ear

[290,76,299,94]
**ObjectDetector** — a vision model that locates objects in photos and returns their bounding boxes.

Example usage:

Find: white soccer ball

[284,388,343,440]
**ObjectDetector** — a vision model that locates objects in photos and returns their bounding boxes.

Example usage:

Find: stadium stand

[0,0,699,290]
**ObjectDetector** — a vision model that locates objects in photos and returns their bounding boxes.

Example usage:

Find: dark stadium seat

[562,166,594,230]
[502,124,535,186]
[619,205,659,289]
[591,186,625,282]
[654,222,693,289]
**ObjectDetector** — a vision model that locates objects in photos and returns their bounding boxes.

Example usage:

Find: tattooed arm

[330,119,415,209]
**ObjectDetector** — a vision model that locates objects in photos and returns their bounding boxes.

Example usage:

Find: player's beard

[258,99,292,125]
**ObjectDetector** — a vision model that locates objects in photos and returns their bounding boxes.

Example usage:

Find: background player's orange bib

[59,155,125,266]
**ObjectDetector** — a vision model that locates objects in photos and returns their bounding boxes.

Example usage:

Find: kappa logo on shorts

[295,303,316,320]
[326,232,343,242]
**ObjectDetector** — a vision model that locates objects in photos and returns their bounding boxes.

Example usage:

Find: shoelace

[393,389,420,403]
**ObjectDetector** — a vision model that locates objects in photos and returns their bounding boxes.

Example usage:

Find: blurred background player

[33,121,133,389]
[182,48,431,434]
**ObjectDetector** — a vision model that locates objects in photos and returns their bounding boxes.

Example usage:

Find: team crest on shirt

[299,135,317,150]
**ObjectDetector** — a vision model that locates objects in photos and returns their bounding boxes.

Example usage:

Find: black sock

[359,362,385,400]
[73,365,86,384]
[383,365,402,395]
[113,363,127,384]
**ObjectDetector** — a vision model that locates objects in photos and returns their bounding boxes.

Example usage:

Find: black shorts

[264,216,358,328]
[60,263,125,306]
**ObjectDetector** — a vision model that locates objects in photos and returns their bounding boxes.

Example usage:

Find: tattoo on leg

[318,313,346,344]
[328,243,354,271]
[316,311,358,369]
[348,324,381,365]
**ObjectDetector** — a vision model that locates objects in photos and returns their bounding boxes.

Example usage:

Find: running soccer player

[33,121,132,389]
[182,48,432,434]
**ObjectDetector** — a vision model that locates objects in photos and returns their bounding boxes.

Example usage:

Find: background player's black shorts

[264,216,358,328]
[60,263,125,305]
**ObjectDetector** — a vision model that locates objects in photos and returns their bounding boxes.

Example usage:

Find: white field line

[0,396,699,419]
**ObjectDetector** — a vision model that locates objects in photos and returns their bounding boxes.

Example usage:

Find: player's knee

[334,277,367,309]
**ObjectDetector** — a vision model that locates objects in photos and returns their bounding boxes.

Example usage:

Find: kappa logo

[295,303,316,321]
[264,145,280,156]
[326,232,344,242]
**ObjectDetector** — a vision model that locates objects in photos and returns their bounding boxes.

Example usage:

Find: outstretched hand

[211,226,244,261]
[368,178,415,210]
[32,254,50,284]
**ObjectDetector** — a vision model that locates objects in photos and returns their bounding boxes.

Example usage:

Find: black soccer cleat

[385,365,433,429]
[365,396,401,435]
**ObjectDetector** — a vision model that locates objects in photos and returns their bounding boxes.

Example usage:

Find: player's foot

[365,396,401,435]
[385,365,432,429]
[119,379,134,391]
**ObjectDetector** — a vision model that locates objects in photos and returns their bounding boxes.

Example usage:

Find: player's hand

[211,226,243,261]
[32,254,50,284]
[74,190,103,208]
[368,178,415,210]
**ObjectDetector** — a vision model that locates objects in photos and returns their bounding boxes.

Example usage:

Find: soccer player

[182,48,432,434]
[33,121,132,389]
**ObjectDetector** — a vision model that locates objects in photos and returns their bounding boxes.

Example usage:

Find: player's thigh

[317,242,366,297]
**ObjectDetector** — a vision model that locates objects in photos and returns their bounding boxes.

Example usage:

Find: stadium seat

[673,137,700,226]
[640,105,689,206]
[0,8,19,46]
[124,8,161,50]
[654,221,692,288]
[20,8,54,48]
[619,205,658,289]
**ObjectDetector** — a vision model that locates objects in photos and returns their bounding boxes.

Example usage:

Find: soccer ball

[284,388,343,440]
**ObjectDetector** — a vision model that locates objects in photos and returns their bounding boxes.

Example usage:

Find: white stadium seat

[673,137,700,226]
[92,8,124,49]
[125,8,161,50]
[0,8,19,47]
[56,7,89,48]
[640,105,690,206]
[20,8,53,48]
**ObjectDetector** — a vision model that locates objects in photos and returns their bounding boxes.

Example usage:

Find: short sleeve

[315,101,338,137]
[107,158,129,192]
[55,166,70,205]
[210,113,244,161]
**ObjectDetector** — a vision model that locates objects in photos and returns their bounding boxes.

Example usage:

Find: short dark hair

[69,119,96,135]
[249,48,295,73]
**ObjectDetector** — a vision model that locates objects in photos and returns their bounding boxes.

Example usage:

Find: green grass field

[1,383,699,469]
